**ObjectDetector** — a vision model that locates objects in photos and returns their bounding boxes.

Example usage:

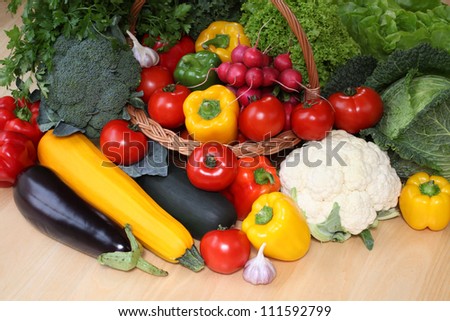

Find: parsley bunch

[0,0,193,99]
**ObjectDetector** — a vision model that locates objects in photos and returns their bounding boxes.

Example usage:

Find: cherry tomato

[238,96,285,141]
[291,98,335,141]
[200,228,251,274]
[148,84,190,129]
[186,142,238,192]
[328,86,384,134]
[136,66,174,103]
[100,119,148,166]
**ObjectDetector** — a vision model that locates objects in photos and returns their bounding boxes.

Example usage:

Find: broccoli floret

[321,55,378,98]
[38,33,141,139]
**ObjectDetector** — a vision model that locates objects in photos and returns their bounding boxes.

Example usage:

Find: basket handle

[270,0,320,99]
[129,0,145,35]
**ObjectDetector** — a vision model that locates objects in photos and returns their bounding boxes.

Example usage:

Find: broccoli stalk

[38,32,142,139]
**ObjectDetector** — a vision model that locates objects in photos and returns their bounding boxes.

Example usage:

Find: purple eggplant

[13,165,131,257]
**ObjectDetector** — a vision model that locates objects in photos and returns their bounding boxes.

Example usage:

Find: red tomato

[186,142,238,192]
[100,119,148,166]
[136,66,174,103]
[291,98,335,141]
[238,96,285,141]
[200,228,251,274]
[148,84,190,129]
[328,86,384,134]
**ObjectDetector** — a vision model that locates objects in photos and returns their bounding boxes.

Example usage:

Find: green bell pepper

[174,51,222,91]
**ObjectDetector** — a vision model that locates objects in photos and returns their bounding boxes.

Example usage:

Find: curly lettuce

[240,0,361,86]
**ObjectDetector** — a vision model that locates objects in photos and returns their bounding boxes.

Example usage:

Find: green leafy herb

[179,0,245,39]
[240,0,361,86]
[0,0,194,99]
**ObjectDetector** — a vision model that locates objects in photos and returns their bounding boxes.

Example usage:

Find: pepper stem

[419,180,441,197]
[198,99,221,120]
[254,168,275,185]
[255,205,273,225]
[202,34,230,50]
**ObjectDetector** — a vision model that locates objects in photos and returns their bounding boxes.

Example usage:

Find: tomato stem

[204,154,217,168]
[343,87,357,96]
[163,84,177,92]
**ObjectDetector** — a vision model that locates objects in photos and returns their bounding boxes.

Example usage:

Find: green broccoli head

[38,33,141,139]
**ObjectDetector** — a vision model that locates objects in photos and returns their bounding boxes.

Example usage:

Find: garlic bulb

[243,243,276,285]
[126,30,159,68]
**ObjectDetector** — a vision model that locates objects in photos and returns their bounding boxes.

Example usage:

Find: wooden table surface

[1,2,449,301]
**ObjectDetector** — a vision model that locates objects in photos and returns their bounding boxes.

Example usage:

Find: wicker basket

[127,0,320,158]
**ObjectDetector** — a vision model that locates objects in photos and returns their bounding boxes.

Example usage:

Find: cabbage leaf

[361,44,450,180]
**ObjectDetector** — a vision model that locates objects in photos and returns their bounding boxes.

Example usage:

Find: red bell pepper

[2,99,43,147]
[152,35,196,74]
[0,130,37,187]
[0,96,16,130]
[223,155,281,220]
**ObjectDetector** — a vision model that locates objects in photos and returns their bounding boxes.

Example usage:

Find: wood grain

[0,1,449,301]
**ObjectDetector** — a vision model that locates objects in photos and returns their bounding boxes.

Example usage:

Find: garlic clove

[243,243,276,285]
[126,30,159,68]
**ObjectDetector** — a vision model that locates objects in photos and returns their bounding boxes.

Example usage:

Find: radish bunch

[215,43,303,107]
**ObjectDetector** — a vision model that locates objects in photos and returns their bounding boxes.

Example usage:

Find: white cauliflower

[279,130,402,248]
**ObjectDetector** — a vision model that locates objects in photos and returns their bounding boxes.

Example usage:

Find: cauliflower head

[279,130,402,239]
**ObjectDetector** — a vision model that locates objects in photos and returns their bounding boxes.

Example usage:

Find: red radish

[273,53,293,71]
[276,68,303,93]
[216,62,231,83]
[226,85,238,95]
[261,52,271,67]
[236,86,262,109]
[242,47,264,68]
[226,62,247,88]
[245,67,264,89]
[261,86,276,98]
[261,66,280,87]
[231,44,250,63]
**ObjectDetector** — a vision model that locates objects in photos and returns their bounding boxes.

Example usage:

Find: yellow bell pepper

[195,21,251,62]
[399,172,450,231]
[242,192,311,261]
[183,84,239,144]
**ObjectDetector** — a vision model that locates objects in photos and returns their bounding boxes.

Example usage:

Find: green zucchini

[135,164,237,240]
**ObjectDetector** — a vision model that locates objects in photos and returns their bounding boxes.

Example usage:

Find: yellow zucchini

[37,130,204,272]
